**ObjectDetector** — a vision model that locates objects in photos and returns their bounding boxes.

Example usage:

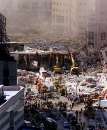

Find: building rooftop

[5,91,19,101]
[0,85,23,108]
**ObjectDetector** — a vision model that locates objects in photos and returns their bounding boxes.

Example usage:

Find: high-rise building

[0,0,107,47]
[75,0,97,47]
[51,0,96,39]
[0,0,52,35]
[0,85,24,130]
[76,0,95,34]
[95,0,107,48]
[0,13,17,86]
[52,0,75,37]
[52,0,107,48]
[80,0,107,48]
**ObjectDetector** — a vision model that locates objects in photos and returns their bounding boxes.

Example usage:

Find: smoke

[0,0,101,41]
[0,0,52,40]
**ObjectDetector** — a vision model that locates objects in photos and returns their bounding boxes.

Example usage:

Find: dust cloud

[0,0,53,40]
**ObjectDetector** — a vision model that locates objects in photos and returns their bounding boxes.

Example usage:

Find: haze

[0,0,51,39]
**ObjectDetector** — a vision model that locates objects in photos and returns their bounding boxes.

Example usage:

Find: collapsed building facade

[9,40,101,72]
[11,49,72,71]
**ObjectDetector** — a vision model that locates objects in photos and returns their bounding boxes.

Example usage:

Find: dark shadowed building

[0,13,17,86]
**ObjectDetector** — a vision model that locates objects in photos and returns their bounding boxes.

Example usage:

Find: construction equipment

[53,55,63,73]
[53,65,62,73]
[66,47,80,76]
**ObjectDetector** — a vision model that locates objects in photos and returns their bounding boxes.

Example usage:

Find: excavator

[53,52,80,75]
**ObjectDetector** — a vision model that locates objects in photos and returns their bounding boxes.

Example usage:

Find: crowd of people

[17,63,107,130]
[24,88,89,130]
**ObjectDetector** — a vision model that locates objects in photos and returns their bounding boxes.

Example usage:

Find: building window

[88,41,94,46]
[88,32,94,40]
[101,32,106,40]
[56,15,64,23]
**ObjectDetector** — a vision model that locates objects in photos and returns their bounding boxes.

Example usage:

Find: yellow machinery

[53,65,62,73]
[67,47,80,75]
[70,53,80,75]
[53,55,63,73]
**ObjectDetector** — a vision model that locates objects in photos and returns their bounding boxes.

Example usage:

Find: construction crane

[51,39,80,75]
[66,46,80,76]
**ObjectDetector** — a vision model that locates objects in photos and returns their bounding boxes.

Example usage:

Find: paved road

[48,96,107,130]
[49,96,86,130]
